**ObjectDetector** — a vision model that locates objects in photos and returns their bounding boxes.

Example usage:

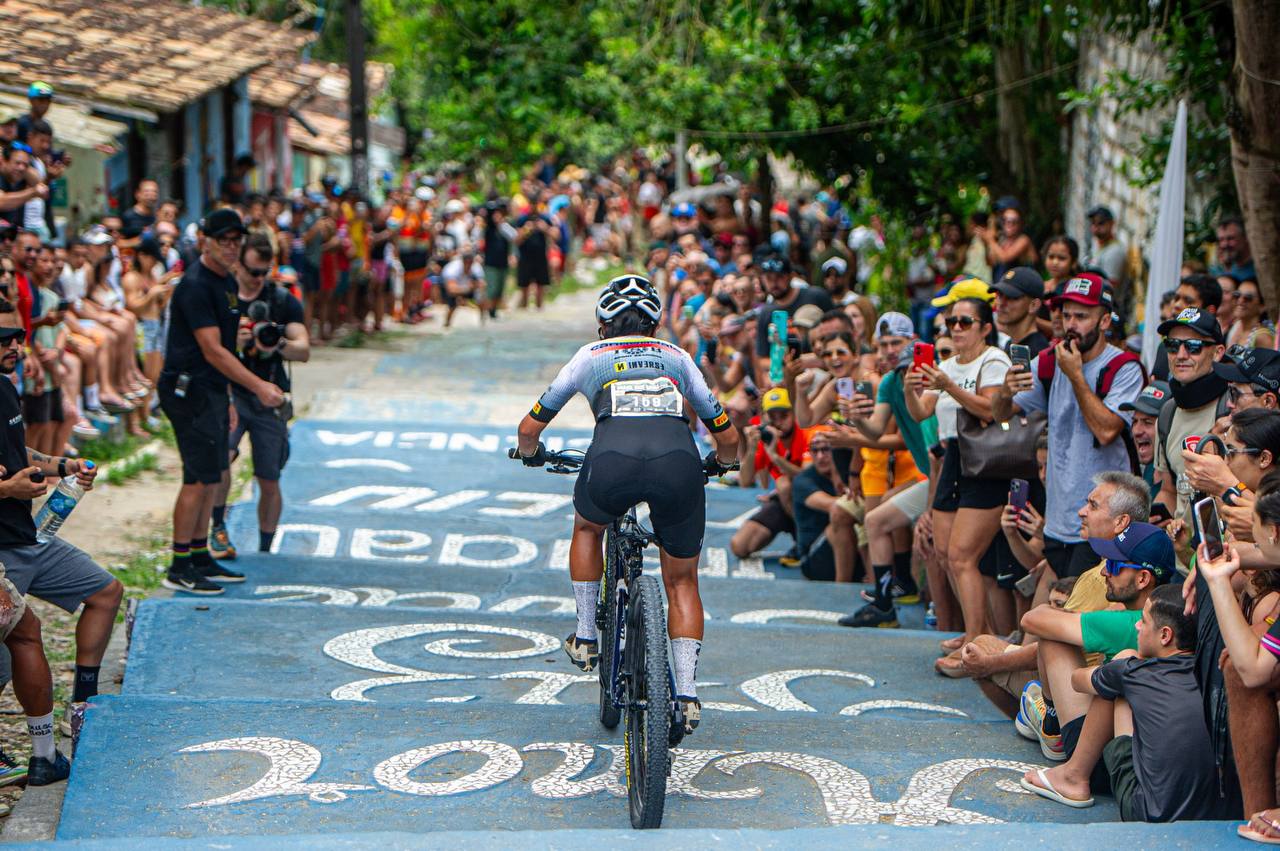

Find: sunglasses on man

[1163,337,1210,355]
[1103,559,1154,577]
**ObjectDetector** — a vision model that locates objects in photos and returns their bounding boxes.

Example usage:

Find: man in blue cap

[16,82,53,144]
[1020,521,1175,764]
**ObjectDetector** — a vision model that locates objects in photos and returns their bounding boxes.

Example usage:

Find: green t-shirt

[1081,609,1142,660]
[878,369,939,474]
[32,287,60,391]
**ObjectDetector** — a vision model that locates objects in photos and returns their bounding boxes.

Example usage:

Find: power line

[679,60,1079,141]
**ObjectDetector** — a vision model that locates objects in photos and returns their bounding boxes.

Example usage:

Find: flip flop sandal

[1018,768,1094,808]
[1240,812,1280,844]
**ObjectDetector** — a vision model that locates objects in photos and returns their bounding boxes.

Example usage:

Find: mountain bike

[509,445,737,828]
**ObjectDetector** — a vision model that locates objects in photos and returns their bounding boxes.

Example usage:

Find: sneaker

[677,696,701,735]
[778,545,801,568]
[71,419,100,439]
[838,603,899,629]
[162,564,225,596]
[199,560,245,583]
[26,751,70,786]
[209,526,237,561]
[860,581,922,606]
[0,749,27,787]
[562,634,599,672]
[1018,680,1066,760]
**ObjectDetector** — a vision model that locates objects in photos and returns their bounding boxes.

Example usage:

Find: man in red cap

[994,273,1145,579]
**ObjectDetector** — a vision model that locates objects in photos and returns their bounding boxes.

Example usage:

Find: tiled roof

[289,110,348,157]
[0,0,313,115]
[249,54,325,111]
[288,61,404,157]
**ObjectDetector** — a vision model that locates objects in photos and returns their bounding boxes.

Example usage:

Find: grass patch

[104,450,157,487]
[147,416,176,448]
[109,531,170,607]
[74,433,148,466]
[334,327,412,349]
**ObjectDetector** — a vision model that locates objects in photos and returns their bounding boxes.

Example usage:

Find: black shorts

[160,378,230,485]
[1044,536,1099,579]
[747,493,795,539]
[799,536,835,581]
[22,388,62,424]
[932,440,1010,512]
[517,265,550,288]
[230,392,290,481]
[976,534,1025,590]
[574,417,705,559]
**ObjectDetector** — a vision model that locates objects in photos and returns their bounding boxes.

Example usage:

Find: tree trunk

[1230,0,1280,307]
[994,41,1042,222]
[757,152,773,236]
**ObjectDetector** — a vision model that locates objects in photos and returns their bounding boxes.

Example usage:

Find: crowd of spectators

[4,77,1280,839]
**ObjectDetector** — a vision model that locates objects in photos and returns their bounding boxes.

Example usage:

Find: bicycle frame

[600,510,653,715]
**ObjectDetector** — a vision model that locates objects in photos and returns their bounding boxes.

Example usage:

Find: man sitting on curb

[954,472,1150,718]
[1017,516,1174,762]
[1020,584,1220,823]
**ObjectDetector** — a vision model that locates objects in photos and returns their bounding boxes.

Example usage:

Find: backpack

[1036,344,1147,474]
[1155,391,1232,470]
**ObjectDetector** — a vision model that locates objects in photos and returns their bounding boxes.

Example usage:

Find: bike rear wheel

[598,525,622,729]
[625,573,671,829]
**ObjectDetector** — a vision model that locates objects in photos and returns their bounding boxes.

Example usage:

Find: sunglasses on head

[944,315,978,329]
[1163,337,1209,355]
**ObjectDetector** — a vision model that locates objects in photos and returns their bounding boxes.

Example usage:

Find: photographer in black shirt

[209,233,309,558]
[159,210,284,595]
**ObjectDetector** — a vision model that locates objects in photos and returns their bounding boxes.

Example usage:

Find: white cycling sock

[572,581,600,642]
[85,384,100,410]
[671,638,701,698]
[27,713,54,760]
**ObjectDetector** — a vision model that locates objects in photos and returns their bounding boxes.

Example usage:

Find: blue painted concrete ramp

[50,299,1233,844]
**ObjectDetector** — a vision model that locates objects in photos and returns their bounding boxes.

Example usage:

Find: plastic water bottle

[924,602,938,630]
[34,461,94,543]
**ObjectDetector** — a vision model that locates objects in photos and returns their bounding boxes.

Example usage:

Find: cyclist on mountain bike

[516,274,740,732]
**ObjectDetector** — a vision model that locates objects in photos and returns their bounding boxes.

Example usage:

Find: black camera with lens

[246,299,285,350]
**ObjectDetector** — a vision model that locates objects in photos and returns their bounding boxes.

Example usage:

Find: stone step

[125,599,980,718]
[58,695,1115,840]
[208,552,928,630]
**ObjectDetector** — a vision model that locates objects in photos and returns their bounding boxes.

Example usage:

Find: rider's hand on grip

[519,442,547,467]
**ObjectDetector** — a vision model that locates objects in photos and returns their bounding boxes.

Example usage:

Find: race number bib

[609,378,682,418]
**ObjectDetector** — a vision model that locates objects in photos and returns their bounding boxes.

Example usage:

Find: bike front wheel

[624,573,671,829]
[598,525,622,729]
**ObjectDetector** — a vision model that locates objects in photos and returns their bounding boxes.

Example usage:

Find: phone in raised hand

[1195,496,1224,561]
[1008,478,1030,513]
[854,380,873,399]
[1009,344,1031,373]
[912,342,935,371]
[836,377,854,399]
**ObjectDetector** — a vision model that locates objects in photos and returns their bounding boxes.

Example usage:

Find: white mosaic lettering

[489,670,594,704]
[373,740,521,797]
[487,595,576,615]
[253,585,361,606]
[732,555,773,580]
[548,539,571,570]
[395,432,448,450]
[730,609,843,625]
[271,524,340,557]
[480,492,574,519]
[316,430,375,446]
[373,431,395,447]
[447,433,501,453]
[713,752,879,824]
[438,534,538,568]
[739,669,876,712]
[179,737,373,808]
[414,490,488,512]
[350,529,432,562]
[324,458,413,473]
[890,759,1038,826]
[311,486,437,510]
[839,700,968,719]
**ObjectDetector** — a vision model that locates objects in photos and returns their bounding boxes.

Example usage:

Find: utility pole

[675,130,689,192]
[346,0,369,196]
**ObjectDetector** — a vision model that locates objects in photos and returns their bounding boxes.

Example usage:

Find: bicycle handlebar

[509,445,737,479]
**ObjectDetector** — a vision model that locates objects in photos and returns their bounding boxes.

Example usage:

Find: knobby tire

[598,525,622,729]
[625,574,671,829]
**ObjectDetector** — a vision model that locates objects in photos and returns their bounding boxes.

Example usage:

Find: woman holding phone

[905,296,1011,648]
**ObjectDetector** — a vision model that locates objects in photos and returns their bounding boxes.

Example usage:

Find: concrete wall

[1064,29,1210,280]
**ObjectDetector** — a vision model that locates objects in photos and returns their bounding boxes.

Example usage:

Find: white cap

[414,186,435,202]
[445,199,465,214]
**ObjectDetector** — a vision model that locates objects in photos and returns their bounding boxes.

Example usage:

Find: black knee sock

[259,530,275,553]
[72,665,100,703]
[871,564,894,610]
[893,551,917,593]
[1043,700,1061,735]
[211,505,227,527]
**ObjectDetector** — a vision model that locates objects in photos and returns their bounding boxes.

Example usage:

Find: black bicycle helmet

[596,274,662,324]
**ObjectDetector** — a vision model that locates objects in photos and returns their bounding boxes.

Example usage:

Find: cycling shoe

[563,634,599,672]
